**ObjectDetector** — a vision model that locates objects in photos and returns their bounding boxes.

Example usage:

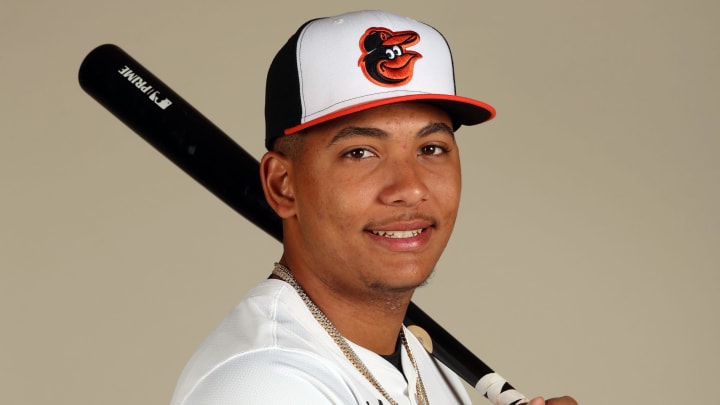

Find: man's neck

[276,257,418,355]
[316,290,411,355]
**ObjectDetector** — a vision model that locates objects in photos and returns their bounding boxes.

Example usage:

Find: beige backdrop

[2,1,718,404]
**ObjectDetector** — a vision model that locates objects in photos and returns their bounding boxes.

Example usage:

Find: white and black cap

[264,9,495,150]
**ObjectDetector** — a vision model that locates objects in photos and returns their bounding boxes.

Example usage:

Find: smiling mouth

[370,228,425,238]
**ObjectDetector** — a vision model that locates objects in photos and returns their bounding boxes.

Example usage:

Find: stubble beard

[362,266,435,311]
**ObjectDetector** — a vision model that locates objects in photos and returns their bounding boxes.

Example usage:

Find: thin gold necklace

[272,263,429,405]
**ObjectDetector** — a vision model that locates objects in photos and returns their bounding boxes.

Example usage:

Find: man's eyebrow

[418,122,455,138]
[327,126,388,147]
[327,122,454,147]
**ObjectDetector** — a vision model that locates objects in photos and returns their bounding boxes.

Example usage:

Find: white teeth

[371,229,424,238]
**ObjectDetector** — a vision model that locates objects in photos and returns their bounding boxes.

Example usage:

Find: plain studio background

[1,1,718,404]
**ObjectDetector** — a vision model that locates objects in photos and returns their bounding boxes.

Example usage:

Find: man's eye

[345,148,376,159]
[420,145,447,156]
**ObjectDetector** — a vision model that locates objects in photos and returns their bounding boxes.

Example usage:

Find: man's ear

[259,151,296,219]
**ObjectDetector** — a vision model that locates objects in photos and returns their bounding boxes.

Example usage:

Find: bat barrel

[79,44,283,240]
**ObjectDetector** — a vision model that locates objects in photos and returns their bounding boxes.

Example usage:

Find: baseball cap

[264,9,495,150]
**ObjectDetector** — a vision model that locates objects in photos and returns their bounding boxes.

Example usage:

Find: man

[171,10,578,405]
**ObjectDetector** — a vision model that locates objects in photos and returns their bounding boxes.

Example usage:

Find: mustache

[364,212,436,229]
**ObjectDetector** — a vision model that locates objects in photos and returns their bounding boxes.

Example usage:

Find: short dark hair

[271,133,304,160]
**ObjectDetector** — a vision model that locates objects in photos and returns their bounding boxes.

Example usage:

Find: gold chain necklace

[272,263,429,405]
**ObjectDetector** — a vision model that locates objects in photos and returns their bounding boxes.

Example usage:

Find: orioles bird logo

[358,27,422,87]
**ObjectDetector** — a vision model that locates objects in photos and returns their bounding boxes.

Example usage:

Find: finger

[546,396,579,405]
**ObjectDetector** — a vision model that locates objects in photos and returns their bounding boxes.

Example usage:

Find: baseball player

[171,10,578,405]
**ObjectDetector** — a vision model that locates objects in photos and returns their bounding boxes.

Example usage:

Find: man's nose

[378,158,429,207]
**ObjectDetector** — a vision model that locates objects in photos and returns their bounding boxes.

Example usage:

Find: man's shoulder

[181,278,329,365]
[171,279,345,404]
[224,278,326,347]
[172,347,355,405]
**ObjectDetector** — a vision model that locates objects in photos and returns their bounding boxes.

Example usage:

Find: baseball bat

[78,43,529,405]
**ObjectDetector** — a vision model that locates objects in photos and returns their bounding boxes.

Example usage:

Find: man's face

[284,102,461,299]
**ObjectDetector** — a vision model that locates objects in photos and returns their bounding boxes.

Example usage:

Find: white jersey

[171,279,472,404]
